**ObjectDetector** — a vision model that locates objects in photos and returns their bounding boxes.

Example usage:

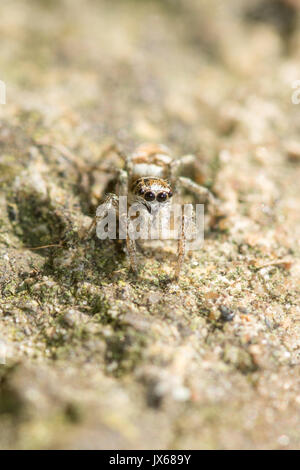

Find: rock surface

[0,0,299,449]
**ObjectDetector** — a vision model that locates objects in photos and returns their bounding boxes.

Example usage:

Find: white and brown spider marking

[88,143,215,280]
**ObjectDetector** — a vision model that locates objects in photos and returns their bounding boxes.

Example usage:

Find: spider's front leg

[126,218,138,274]
[177,176,216,207]
[173,173,216,281]
[117,168,129,197]
[170,154,198,182]
[171,154,216,208]
[117,168,139,274]
[94,193,120,239]
[175,212,188,281]
[90,167,128,238]
[81,163,128,239]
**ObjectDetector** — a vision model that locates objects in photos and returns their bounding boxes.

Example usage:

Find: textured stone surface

[0,0,299,449]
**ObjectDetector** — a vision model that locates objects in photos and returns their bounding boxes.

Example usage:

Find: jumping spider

[88,143,215,280]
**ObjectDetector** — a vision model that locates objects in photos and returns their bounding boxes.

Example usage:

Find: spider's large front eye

[144,191,155,202]
[157,192,168,202]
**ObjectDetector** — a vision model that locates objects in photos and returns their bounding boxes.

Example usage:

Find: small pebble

[147,292,161,304]
[172,386,191,402]
[277,435,290,446]
[285,140,300,162]
[219,305,235,322]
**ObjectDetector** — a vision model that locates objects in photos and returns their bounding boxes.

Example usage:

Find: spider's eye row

[168,190,173,198]
[144,191,156,202]
[138,187,146,195]
[157,192,168,202]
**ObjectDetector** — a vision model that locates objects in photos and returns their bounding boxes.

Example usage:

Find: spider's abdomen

[130,143,173,181]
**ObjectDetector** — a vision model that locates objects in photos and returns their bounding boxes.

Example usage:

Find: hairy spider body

[89,143,215,280]
[130,143,172,179]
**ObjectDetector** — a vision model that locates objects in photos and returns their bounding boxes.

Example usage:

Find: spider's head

[131,177,173,213]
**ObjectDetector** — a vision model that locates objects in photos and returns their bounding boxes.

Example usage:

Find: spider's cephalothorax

[130,176,173,213]
[90,143,216,280]
[128,144,173,213]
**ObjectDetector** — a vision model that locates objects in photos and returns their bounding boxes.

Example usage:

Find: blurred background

[0,0,300,450]
[1,0,300,154]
